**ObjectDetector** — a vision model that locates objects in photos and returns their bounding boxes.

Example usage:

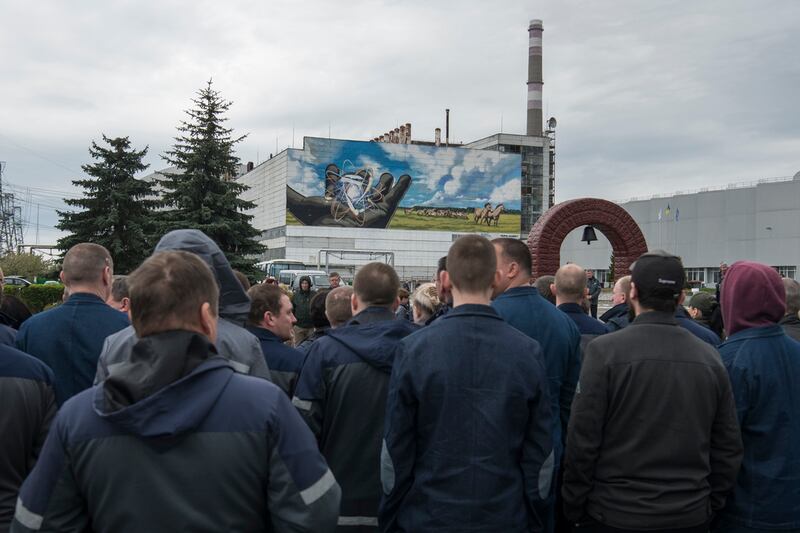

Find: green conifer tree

[56,136,159,274]
[160,80,264,273]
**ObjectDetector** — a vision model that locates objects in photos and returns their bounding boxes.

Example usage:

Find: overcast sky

[1,0,798,246]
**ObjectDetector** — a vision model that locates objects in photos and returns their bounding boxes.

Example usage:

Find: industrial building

[560,173,800,287]
[238,20,555,279]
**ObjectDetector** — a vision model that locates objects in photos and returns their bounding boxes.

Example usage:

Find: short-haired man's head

[111,275,129,302]
[555,264,587,302]
[448,235,497,293]
[436,256,447,275]
[248,284,283,325]
[310,290,331,328]
[534,275,556,304]
[326,286,354,327]
[233,270,251,291]
[492,238,532,277]
[783,277,800,316]
[328,272,341,287]
[62,243,113,286]
[128,251,219,337]
[353,263,400,307]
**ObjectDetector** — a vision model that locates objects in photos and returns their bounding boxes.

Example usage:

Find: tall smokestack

[445,109,450,146]
[527,19,543,136]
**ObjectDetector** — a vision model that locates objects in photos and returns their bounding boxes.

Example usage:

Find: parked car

[277,270,331,292]
[4,276,32,287]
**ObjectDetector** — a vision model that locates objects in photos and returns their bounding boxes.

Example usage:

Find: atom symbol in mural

[326,161,385,225]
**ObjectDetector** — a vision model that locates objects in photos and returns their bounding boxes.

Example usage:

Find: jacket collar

[349,306,395,325]
[779,314,800,326]
[64,292,107,305]
[443,303,503,321]
[494,285,540,300]
[557,302,585,314]
[245,325,283,343]
[631,310,679,326]
[723,324,785,343]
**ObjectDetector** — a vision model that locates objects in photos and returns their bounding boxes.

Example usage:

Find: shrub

[3,284,65,313]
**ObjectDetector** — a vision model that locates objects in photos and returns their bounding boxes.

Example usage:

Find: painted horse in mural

[474,203,492,224]
[483,204,504,226]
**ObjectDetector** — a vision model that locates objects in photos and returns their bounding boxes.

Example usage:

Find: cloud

[489,179,521,204]
[3,1,799,244]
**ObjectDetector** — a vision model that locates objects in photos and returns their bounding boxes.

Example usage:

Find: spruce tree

[56,136,159,274]
[160,80,264,273]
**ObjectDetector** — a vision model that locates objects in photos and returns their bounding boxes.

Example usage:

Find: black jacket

[599,302,628,324]
[12,331,340,533]
[293,307,417,531]
[0,346,56,533]
[563,312,742,529]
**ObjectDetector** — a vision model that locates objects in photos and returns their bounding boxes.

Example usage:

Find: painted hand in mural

[287,163,412,228]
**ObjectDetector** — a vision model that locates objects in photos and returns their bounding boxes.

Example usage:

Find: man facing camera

[380,235,554,532]
[11,251,340,533]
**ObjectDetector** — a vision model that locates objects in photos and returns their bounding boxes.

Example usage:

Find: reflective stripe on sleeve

[299,468,336,505]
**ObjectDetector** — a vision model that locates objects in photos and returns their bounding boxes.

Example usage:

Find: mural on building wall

[286,138,522,232]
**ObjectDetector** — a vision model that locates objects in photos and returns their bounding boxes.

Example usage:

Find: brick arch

[527,198,648,279]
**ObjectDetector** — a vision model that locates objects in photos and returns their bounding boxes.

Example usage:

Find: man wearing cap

[713,262,800,531]
[563,250,742,532]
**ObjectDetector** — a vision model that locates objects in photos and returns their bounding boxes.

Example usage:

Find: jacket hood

[722,261,785,336]
[298,275,312,292]
[326,307,416,373]
[94,331,234,437]
[155,229,251,325]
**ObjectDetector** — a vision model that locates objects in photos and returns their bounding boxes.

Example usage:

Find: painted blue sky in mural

[287,137,522,210]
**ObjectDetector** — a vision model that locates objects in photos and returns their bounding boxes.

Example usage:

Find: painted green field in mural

[387,211,521,233]
[287,209,521,233]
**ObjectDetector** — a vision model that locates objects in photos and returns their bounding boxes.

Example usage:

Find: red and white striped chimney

[527,19,544,136]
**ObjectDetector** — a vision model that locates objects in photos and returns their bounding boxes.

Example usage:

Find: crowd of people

[0,228,799,533]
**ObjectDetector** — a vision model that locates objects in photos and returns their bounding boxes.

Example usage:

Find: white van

[277,270,331,292]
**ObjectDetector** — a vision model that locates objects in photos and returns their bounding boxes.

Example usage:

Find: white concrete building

[560,174,800,287]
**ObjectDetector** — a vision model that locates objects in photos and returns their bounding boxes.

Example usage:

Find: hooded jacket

[379,305,554,533]
[12,330,340,533]
[0,346,56,533]
[293,307,418,531]
[94,229,270,383]
[293,277,314,329]
[717,261,800,529]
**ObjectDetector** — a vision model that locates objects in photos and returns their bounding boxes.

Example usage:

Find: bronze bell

[581,225,598,245]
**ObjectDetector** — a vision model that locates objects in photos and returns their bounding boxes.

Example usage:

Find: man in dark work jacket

[293,262,417,532]
[563,250,742,532]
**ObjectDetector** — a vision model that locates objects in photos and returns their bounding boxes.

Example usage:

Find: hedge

[4,284,65,313]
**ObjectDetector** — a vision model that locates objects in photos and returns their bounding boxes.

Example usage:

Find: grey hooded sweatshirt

[95,229,271,384]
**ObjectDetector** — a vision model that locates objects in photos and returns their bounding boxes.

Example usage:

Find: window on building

[773,266,797,279]
[709,268,721,285]
[594,269,609,288]
[685,268,705,283]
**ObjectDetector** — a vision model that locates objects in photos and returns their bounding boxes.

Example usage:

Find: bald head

[612,275,632,305]
[326,286,354,327]
[554,264,587,304]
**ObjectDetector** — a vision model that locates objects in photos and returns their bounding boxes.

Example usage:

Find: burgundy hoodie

[721,261,785,336]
